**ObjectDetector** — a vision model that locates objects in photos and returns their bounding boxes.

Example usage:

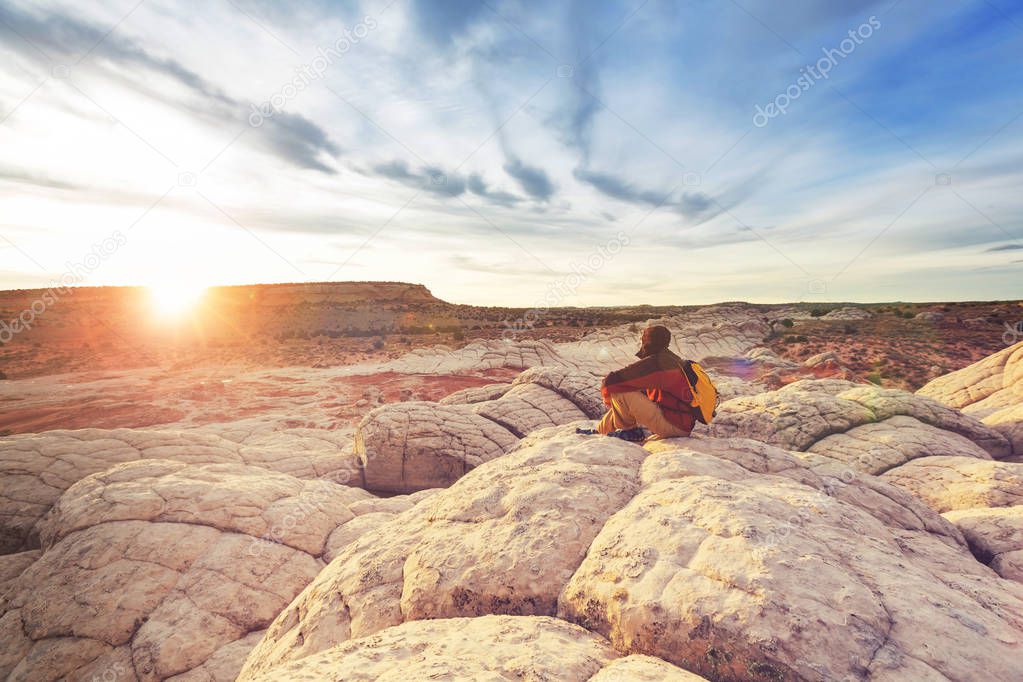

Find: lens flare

[148,281,207,317]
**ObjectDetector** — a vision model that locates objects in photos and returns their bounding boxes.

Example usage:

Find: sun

[148,281,207,317]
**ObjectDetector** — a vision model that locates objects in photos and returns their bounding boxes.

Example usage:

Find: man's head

[636,324,671,358]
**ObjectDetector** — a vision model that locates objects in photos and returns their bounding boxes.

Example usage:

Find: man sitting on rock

[595,324,696,441]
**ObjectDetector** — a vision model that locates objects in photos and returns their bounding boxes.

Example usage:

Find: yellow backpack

[681,360,718,425]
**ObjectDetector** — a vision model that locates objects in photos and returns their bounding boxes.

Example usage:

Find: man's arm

[603,355,659,390]
[602,354,693,404]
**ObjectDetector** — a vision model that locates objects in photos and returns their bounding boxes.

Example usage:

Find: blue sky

[0,0,1021,305]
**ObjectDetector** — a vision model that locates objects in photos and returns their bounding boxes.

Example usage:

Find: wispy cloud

[371,160,465,197]
[1,0,1022,304]
[572,168,668,208]
[467,173,521,206]
[0,2,340,173]
[503,158,554,201]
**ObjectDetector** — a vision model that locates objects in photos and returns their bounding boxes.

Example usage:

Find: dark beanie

[636,324,671,358]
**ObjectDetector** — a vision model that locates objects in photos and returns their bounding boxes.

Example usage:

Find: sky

[1,0,1022,307]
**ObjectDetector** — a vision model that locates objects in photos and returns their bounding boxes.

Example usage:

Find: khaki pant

[597,391,691,439]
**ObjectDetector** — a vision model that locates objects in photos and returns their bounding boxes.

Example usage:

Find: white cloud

[0,0,1021,303]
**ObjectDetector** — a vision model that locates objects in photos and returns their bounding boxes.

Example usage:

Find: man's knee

[597,410,617,434]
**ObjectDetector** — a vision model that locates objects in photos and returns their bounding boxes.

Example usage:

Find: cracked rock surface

[243,615,709,681]
[354,367,604,493]
[240,428,1023,682]
[354,402,518,493]
[0,428,360,554]
[881,454,1023,586]
[0,460,418,682]
[944,506,1023,583]
[3,320,1023,681]
[882,456,1023,513]
[708,379,1011,461]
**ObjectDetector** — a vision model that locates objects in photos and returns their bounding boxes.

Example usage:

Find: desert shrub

[795,335,808,342]
[843,324,858,335]
[866,372,883,385]
[781,319,794,328]
[372,337,385,350]
[810,308,834,318]
[452,329,465,342]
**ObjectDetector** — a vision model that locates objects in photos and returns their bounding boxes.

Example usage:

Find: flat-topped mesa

[0,281,443,306]
[208,281,443,306]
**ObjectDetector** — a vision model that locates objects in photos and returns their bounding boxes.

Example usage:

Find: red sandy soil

[0,282,673,380]
[766,302,1022,389]
[0,368,518,436]
[2,283,1020,407]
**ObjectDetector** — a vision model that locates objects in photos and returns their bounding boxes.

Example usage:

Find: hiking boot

[608,427,646,442]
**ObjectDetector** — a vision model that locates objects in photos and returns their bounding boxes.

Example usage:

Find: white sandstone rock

[0,460,386,681]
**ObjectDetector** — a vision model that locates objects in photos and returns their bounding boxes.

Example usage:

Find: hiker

[596,325,708,441]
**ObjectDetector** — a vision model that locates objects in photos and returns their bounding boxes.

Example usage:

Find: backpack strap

[680,359,699,390]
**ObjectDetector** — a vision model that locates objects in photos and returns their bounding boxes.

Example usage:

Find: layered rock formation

[918,340,1023,456]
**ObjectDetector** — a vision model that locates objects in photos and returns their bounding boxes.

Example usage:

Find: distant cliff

[209,282,443,306]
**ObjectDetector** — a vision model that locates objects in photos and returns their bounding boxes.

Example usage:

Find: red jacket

[601,349,696,432]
